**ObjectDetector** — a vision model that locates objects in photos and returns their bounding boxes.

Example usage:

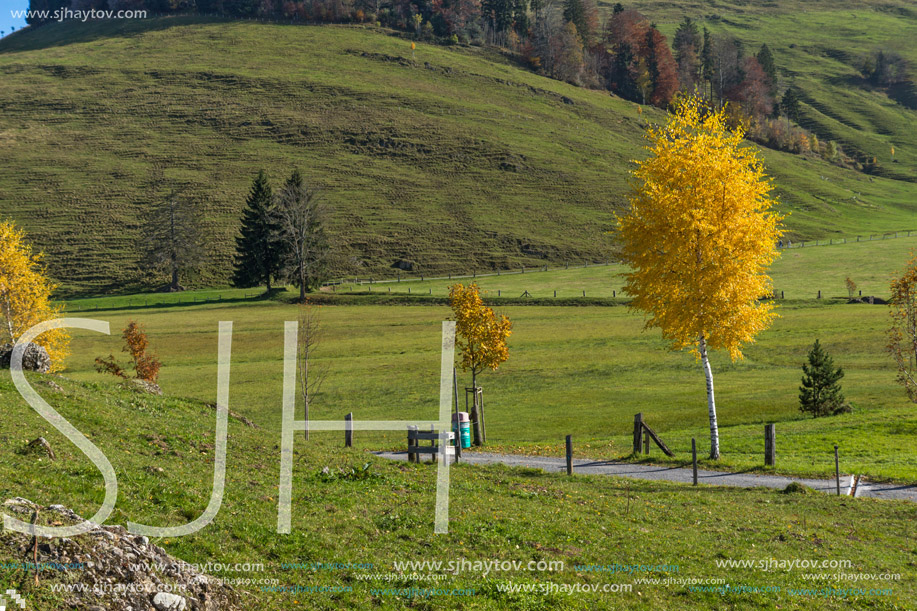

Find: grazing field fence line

[64,230,916,311]
[65,292,263,313]
[325,229,917,288]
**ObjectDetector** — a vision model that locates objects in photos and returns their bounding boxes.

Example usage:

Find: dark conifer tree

[780,86,801,124]
[701,27,714,99]
[756,43,777,89]
[481,0,514,42]
[563,0,586,41]
[799,340,847,417]
[233,170,281,292]
[673,16,701,88]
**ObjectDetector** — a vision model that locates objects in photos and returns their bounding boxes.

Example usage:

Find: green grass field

[2,372,915,610]
[46,235,917,483]
[48,294,915,483]
[1,6,916,295]
[327,233,917,300]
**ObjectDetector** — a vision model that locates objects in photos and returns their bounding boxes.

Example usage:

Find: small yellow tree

[0,221,69,371]
[887,253,917,402]
[616,96,784,459]
[448,283,512,445]
[846,276,858,299]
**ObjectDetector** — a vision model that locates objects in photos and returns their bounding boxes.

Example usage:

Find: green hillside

[0,6,915,295]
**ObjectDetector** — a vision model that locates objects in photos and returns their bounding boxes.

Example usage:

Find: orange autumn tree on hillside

[616,95,784,459]
[0,221,69,371]
[449,283,512,446]
[95,321,162,384]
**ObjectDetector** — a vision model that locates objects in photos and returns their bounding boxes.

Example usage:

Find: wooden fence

[407,426,455,463]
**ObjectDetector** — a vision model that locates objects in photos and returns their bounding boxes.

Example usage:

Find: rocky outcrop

[391,259,415,272]
[0,498,245,611]
[0,342,51,372]
[127,379,164,395]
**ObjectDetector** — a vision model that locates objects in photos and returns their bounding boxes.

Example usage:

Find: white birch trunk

[699,334,720,459]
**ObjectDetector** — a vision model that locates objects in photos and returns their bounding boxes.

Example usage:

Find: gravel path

[375,450,917,502]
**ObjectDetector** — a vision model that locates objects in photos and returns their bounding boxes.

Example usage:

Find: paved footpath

[375,451,917,503]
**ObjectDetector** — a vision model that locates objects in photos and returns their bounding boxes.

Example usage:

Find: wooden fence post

[453,367,461,463]
[407,426,417,463]
[565,435,573,475]
[345,413,353,447]
[692,438,698,485]
[765,424,775,466]
[834,445,841,495]
[478,388,486,444]
[633,413,643,454]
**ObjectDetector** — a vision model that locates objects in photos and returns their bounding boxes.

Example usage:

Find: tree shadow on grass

[0,15,231,55]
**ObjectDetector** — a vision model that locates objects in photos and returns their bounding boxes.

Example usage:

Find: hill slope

[0,12,915,295]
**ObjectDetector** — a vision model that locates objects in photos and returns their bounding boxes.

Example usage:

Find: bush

[95,321,162,383]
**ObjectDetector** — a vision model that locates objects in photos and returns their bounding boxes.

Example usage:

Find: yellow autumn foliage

[448,283,512,382]
[0,221,70,371]
[887,252,917,402]
[616,95,784,360]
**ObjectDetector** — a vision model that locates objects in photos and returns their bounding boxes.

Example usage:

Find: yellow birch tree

[0,221,70,371]
[616,95,784,459]
[448,283,512,446]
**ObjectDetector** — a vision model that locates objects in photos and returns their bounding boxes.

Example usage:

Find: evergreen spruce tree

[780,86,801,126]
[233,170,281,292]
[701,27,714,99]
[562,0,587,44]
[799,339,847,417]
[673,16,701,88]
[756,43,777,90]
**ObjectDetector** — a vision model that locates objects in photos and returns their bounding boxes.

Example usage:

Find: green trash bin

[452,412,471,449]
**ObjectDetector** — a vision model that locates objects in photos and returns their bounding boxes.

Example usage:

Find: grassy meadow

[1,372,916,610]
[49,236,917,483]
[324,234,917,300]
[51,296,915,482]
